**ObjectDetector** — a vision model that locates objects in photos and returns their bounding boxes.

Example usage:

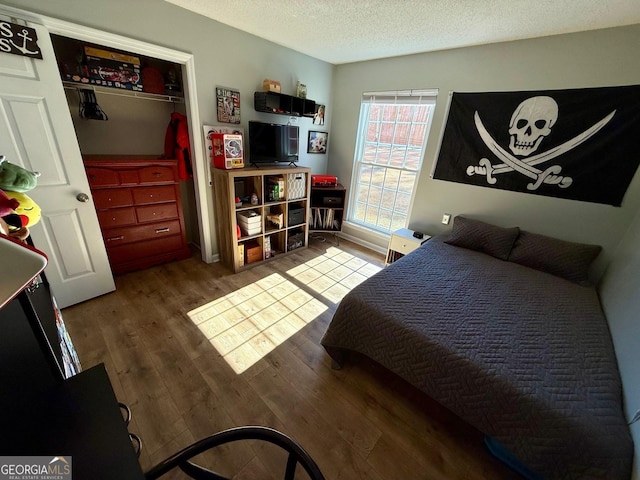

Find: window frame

[347,89,438,235]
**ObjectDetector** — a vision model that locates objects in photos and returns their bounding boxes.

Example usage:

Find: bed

[320,216,633,479]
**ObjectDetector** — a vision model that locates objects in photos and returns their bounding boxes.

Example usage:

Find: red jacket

[164,112,192,180]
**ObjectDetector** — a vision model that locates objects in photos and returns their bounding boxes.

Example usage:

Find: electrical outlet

[442,213,451,225]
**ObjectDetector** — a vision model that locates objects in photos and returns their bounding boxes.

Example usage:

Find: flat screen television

[248,121,299,165]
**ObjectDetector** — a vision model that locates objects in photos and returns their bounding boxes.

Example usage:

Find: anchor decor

[432,86,640,207]
[0,21,43,59]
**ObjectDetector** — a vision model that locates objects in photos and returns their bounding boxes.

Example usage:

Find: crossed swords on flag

[466,110,616,191]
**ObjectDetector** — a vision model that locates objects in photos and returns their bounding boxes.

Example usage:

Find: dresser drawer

[132,185,176,205]
[98,207,136,228]
[107,234,185,265]
[103,219,182,246]
[86,167,120,187]
[119,170,140,186]
[93,189,133,209]
[136,203,178,223]
[138,166,175,184]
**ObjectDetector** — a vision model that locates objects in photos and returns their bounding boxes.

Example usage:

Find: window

[348,89,437,234]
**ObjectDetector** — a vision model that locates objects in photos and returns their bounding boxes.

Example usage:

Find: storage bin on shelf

[244,240,262,263]
[237,210,262,236]
[287,172,306,200]
[288,207,305,226]
[287,230,305,251]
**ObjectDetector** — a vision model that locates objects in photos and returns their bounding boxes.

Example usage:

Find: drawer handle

[129,432,142,458]
[153,172,162,177]
[107,235,124,242]
[118,402,132,426]
[155,227,170,234]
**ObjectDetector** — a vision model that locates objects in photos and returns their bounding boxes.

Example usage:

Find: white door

[0,16,114,307]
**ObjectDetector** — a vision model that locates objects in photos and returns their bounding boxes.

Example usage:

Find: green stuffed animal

[0,155,40,193]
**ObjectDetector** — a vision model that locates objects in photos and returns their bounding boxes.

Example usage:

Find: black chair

[144,426,325,480]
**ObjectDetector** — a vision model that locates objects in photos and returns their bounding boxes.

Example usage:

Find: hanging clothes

[164,112,192,180]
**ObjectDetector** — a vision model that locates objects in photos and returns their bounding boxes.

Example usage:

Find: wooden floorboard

[61,237,521,479]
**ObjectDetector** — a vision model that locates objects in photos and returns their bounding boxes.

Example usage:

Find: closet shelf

[63,81,184,104]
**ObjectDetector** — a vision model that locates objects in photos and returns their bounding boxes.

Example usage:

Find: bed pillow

[508,230,602,285]
[444,216,519,261]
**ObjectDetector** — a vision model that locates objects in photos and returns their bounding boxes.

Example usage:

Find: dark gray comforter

[321,237,633,479]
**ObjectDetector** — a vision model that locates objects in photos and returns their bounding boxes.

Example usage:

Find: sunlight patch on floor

[187,247,382,374]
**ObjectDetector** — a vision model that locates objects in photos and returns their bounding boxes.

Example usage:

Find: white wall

[599,207,640,480]
[329,25,640,279]
[3,0,334,256]
[330,27,640,476]
[64,89,180,156]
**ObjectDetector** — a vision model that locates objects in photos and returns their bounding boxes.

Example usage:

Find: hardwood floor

[62,237,521,480]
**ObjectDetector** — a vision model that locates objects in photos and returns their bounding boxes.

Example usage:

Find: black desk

[0,289,145,480]
[0,364,145,480]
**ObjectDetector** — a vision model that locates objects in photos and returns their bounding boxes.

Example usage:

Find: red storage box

[311,174,338,186]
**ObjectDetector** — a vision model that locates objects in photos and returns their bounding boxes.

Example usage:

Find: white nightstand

[385,228,431,265]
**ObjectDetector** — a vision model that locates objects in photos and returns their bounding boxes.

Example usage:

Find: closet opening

[50,34,200,275]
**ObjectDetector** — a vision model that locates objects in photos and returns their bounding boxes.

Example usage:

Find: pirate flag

[432,85,640,206]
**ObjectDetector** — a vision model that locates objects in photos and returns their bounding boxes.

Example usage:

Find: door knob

[76,192,90,203]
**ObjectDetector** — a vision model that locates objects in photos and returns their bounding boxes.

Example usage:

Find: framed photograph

[216,86,241,124]
[313,104,325,125]
[308,131,328,154]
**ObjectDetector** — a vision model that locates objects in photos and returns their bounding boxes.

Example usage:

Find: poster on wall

[216,86,241,124]
[432,85,640,206]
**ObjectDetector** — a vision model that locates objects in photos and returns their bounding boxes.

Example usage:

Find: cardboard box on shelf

[82,46,142,91]
[245,241,262,263]
[263,79,281,93]
[264,236,272,259]
[266,176,285,201]
[237,210,262,236]
[237,244,245,267]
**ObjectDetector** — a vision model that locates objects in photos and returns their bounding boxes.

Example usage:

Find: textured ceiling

[165,0,640,64]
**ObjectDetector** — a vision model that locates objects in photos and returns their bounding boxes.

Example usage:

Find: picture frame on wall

[216,86,241,124]
[308,131,328,154]
[313,104,325,125]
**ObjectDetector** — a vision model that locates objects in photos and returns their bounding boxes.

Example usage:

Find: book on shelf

[310,208,341,231]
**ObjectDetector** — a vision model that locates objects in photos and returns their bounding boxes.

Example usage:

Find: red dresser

[83,155,191,274]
